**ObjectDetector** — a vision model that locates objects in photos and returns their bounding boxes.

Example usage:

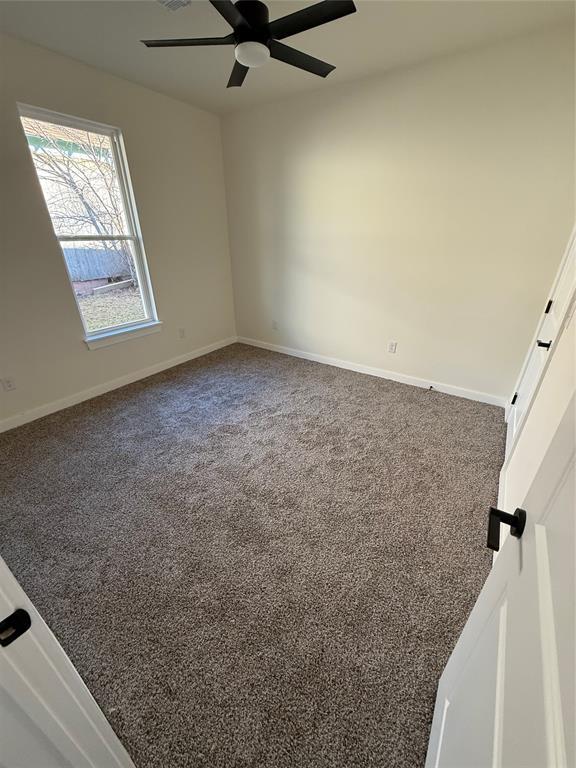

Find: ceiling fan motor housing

[234,0,270,45]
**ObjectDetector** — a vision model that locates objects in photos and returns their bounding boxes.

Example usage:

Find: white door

[506,229,575,451]
[426,390,575,768]
[0,557,135,768]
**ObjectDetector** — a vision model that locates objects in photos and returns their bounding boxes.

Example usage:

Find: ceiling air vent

[157,0,191,11]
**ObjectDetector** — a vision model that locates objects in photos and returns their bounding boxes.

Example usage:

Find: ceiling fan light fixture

[142,0,357,87]
[234,41,270,68]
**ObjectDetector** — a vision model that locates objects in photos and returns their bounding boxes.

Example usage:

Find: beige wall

[0,34,235,425]
[222,26,574,400]
[1,26,574,427]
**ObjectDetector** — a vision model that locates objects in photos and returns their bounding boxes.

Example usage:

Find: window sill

[85,320,162,350]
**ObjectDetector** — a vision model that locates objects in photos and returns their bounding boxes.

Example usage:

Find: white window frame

[18,103,160,349]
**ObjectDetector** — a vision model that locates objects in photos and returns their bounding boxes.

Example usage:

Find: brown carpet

[0,343,506,768]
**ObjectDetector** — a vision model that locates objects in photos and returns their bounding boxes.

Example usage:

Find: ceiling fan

[142,0,357,88]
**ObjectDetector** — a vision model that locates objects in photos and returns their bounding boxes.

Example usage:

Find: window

[18,105,159,348]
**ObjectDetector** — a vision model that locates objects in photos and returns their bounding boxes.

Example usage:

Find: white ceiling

[1,1,572,114]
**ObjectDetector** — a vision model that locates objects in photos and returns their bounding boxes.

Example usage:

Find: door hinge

[511,392,518,405]
[544,299,553,314]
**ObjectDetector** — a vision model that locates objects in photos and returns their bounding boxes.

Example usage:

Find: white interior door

[0,557,135,768]
[507,333,550,443]
[426,392,575,768]
[506,229,575,451]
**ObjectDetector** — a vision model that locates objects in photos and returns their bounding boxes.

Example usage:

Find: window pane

[19,108,158,339]
[63,240,147,333]
[20,117,129,237]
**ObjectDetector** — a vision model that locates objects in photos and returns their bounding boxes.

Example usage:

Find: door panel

[534,462,574,768]
[426,394,575,768]
[502,522,547,768]
[438,599,502,768]
[543,462,575,759]
[0,687,75,768]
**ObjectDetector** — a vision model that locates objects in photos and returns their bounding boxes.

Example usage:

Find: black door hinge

[511,392,518,405]
[544,299,553,314]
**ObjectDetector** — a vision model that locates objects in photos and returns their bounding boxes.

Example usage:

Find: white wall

[222,26,575,401]
[0,34,235,427]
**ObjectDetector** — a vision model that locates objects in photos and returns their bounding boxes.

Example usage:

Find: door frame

[504,226,576,445]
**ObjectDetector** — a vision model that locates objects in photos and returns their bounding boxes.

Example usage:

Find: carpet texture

[0,344,506,767]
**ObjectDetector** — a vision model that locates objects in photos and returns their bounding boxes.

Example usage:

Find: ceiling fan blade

[269,40,334,78]
[209,0,250,29]
[268,0,356,41]
[142,34,235,47]
[227,60,249,87]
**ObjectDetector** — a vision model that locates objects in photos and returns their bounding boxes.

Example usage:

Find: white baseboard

[0,337,237,434]
[2,334,506,434]
[237,337,506,408]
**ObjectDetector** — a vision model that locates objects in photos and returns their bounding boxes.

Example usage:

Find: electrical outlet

[1,377,16,392]
[272,321,279,331]
[177,327,186,340]
[387,341,398,354]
